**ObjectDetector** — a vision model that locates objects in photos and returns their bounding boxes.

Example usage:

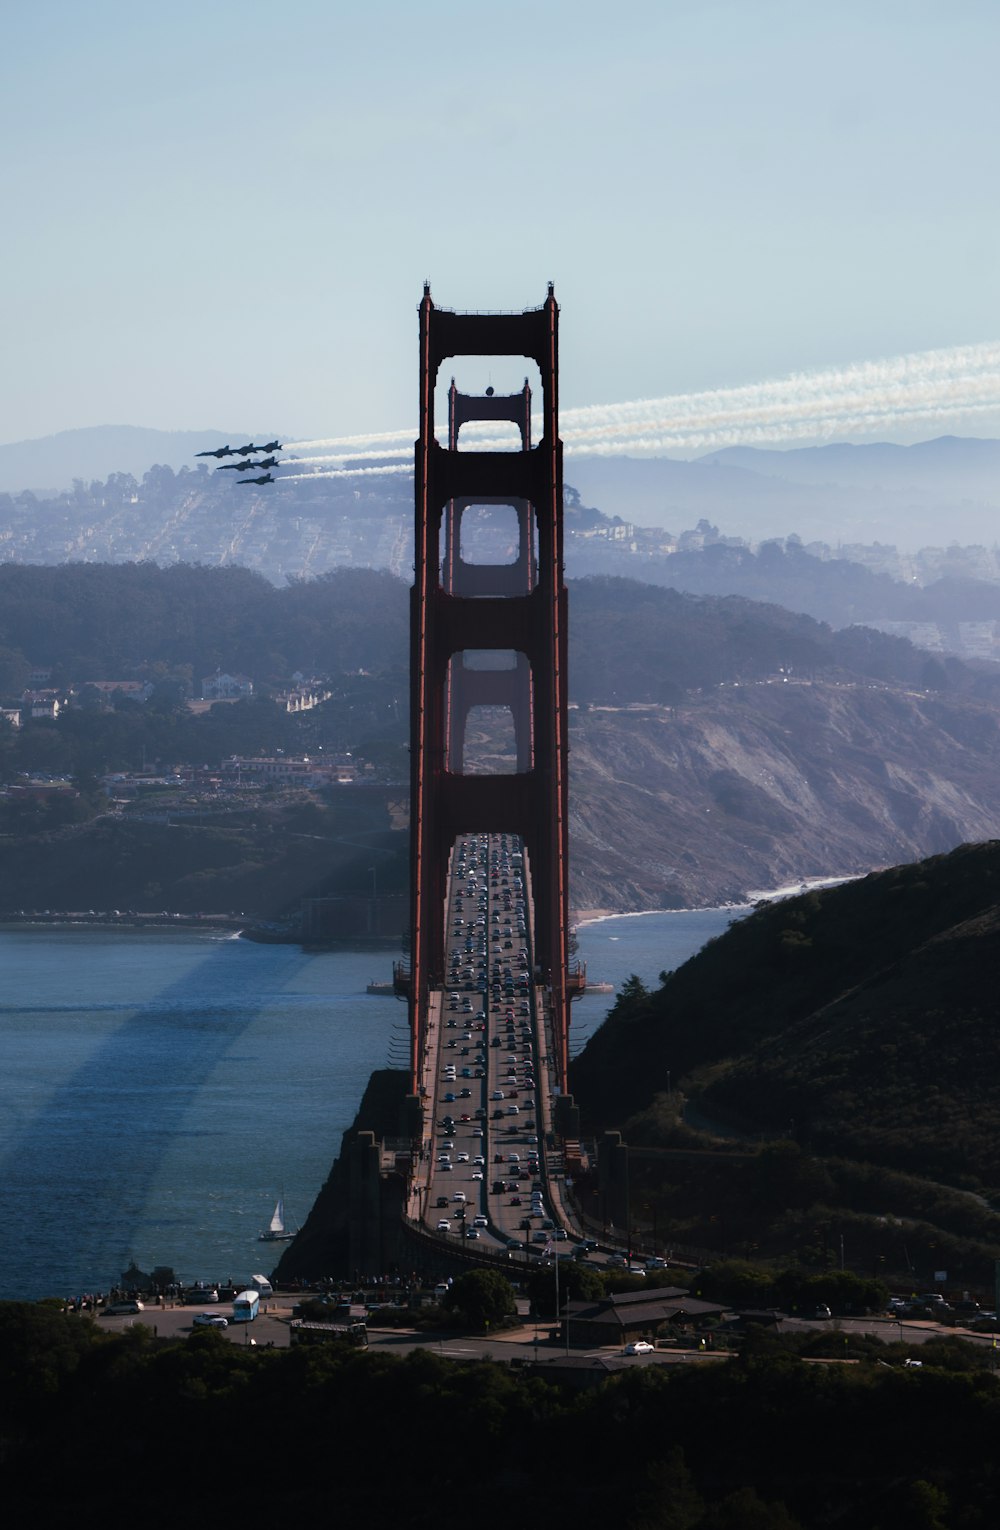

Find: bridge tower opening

[403,283,576,1092]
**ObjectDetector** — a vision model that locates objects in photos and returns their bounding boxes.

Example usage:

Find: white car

[625,1340,654,1355]
[192,1313,229,1329]
[437,1219,452,1232]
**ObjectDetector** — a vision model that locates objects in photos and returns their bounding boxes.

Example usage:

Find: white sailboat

[258,1195,296,1242]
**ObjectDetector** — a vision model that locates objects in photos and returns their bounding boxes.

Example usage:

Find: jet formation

[195,438,284,484]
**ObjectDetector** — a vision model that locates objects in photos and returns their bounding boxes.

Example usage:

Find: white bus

[232,1290,260,1323]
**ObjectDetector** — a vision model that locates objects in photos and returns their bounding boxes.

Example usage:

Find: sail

[268,1199,285,1235]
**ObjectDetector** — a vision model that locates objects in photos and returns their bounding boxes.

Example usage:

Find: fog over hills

[565,436,1000,548]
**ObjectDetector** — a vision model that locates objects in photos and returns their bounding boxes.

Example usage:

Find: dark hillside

[703,902,1000,1185]
[571,841,1000,1192]
[2,562,993,702]
[567,576,1000,700]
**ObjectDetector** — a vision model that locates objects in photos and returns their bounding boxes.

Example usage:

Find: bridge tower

[405,283,576,1090]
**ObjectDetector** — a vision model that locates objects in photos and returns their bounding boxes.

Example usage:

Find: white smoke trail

[281,463,412,481]
[283,340,1000,475]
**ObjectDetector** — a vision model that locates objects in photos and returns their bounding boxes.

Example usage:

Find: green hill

[570,841,1000,1278]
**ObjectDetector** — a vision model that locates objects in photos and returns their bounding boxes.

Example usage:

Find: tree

[608,974,651,1023]
[443,1269,516,1331]
[526,1259,604,1319]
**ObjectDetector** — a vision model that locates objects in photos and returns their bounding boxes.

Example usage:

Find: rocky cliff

[567,677,1000,911]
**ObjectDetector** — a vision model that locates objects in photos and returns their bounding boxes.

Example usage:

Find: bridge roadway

[410,832,578,1263]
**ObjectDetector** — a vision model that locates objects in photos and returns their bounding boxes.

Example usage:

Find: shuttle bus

[232,1290,260,1323]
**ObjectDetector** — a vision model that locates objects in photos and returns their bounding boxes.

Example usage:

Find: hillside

[0,800,409,920]
[569,842,1000,1277]
[4,565,1000,914]
[567,679,1000,910]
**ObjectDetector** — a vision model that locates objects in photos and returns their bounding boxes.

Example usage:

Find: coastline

[0,912,246,933]
[572,872,860,930]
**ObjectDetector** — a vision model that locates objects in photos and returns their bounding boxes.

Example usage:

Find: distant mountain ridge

[565,435,1000,547]
[0,425,258,493]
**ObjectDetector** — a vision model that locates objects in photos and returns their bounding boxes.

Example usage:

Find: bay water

[0,907,741,1300]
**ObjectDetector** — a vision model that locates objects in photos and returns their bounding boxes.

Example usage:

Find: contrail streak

[282,464,412,481]
[283,340,1000,476]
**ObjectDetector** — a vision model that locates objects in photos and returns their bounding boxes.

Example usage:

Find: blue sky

[3,0,999,447]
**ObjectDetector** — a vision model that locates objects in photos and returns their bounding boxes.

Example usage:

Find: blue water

[570,905,746,1050]
[0,909,738,1300]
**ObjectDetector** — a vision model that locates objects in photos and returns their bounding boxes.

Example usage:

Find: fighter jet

[237,472,274,485]
[195,445,233,458]
[216,461,248,471]
[233,443,258,456]
[252,455,277,471]
[258,440,282,452]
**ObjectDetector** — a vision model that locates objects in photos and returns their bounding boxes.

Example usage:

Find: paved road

[92,1305,725,1363]
[420,833,566,1260]
[94,1301,998,1365]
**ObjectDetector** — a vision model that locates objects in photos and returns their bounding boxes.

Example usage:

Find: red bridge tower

[404,283,577,1090]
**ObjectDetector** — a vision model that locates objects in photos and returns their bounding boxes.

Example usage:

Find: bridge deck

[408,832,578,1261]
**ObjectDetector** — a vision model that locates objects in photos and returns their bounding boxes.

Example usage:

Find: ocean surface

[0,907,741,1300]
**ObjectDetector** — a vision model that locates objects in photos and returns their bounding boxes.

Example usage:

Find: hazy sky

[4,0,999,449]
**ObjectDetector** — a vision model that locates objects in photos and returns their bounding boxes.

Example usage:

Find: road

[415,832,573,1262]
[95,1300,997,1367]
